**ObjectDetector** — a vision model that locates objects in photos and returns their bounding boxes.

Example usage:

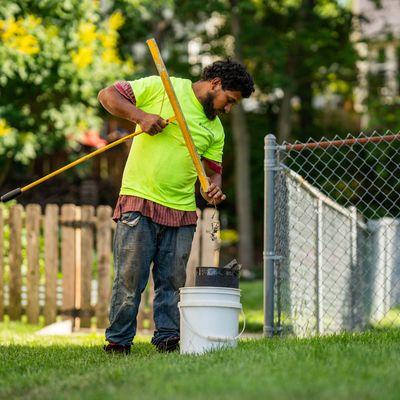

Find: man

[98,59,254,354]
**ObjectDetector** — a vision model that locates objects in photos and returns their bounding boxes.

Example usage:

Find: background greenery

[0,0,398,270]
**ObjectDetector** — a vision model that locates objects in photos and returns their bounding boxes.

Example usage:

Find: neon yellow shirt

[120,76,225,211]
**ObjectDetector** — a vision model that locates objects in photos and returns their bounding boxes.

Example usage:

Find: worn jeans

[105,211,196,346]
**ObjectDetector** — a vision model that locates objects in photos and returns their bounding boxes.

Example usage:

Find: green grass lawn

[1,319,399,400]
[240,280,263,332]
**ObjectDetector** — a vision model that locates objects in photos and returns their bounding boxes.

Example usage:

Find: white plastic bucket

[178,286,245,355]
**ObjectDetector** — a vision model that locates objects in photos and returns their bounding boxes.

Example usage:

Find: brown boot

[154,336,180,353]
[103,342,131,355]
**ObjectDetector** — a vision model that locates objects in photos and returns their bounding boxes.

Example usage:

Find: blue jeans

[105,211,196,346]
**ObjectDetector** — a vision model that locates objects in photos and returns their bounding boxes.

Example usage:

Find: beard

[201,92,218,120]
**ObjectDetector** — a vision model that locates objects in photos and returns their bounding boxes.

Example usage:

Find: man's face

[202,78,242,120]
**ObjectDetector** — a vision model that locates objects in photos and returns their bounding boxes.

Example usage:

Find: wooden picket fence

[0,204,219,330]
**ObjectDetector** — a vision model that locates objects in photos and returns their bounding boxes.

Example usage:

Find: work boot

[154,336,180,353]
[103,342,131,355]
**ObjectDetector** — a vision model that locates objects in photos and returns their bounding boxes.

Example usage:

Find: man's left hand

[201,183,226,205]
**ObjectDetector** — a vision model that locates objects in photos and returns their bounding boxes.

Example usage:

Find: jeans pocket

[120,211,141,228]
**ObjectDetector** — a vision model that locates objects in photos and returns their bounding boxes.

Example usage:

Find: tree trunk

[298,80,313,137]
[230,0,254,270]
[277,88,293,143]
[231,105,254,270]
[298,0,315,137]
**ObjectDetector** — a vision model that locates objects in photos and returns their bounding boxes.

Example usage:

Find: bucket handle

[181,307,246,342]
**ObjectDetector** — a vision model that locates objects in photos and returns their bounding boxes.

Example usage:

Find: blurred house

[78,129,107,149]
[353,0,400,127]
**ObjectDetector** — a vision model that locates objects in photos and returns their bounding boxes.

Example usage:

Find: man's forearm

[97,86,145,124]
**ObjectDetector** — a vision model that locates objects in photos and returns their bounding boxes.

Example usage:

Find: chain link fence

[264,132,400,337]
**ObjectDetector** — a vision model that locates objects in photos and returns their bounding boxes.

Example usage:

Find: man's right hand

[137,112,167,135]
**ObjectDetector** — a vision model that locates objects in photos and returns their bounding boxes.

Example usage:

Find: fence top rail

[282,133,400,152]
[280,164,368,230]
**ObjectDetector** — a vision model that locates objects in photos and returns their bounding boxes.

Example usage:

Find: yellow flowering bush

[71,47,94,69]
[108,11,125,31]
[0,15,40,55]
[78,22,97,44]
[0,119,13,137]
[70,11,130,70]
[0,1,134,172]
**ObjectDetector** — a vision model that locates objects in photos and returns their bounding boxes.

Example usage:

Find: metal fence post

[264,134,277,337]
[316,199,324,335]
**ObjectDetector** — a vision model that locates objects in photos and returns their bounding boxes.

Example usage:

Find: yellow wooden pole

[146,38,210,193]
[1,116,176,202]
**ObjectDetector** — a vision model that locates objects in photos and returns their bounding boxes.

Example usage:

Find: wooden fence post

[9,204,23,320]
[185,209,202,287]
[96,206,112,328]
[26,204,41,324]
[61,204,76,322]
[80,205,94,328]
[74,207,82,329]
[44,204,59,325]
[0,207,3,321]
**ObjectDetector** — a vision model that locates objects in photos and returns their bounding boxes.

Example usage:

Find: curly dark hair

[201,59,255,98]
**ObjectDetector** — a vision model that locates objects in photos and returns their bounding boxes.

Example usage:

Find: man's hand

[137,112,167,135]
[201,182,226,205]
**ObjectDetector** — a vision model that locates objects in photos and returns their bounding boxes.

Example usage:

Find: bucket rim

[180,286,241,293]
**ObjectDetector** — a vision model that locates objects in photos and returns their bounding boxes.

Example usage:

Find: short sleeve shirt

[120,76,225,211]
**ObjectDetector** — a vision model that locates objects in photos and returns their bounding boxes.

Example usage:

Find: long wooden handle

[146,38,210,193]
[1,116,176,202]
